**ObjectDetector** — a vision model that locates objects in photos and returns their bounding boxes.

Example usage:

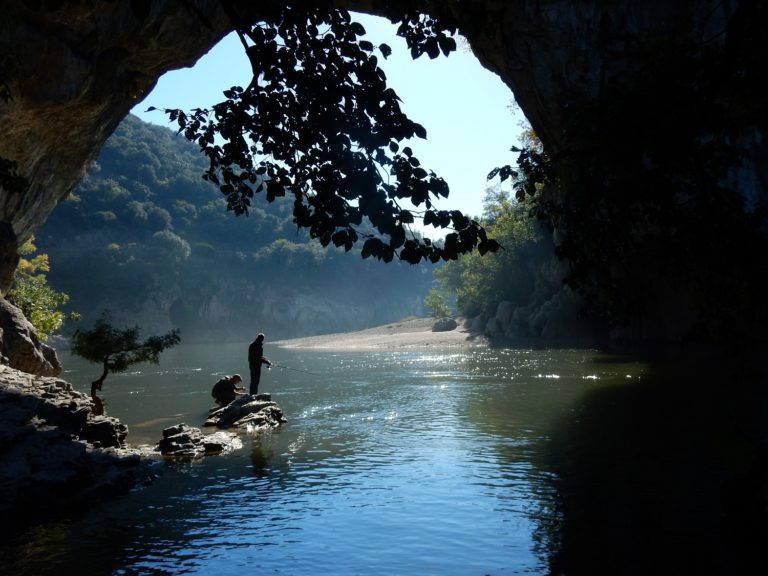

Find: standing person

[248,333,272,395]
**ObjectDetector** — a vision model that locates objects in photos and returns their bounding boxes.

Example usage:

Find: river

[3,341,764,575]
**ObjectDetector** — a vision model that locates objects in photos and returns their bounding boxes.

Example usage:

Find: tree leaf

[438,36,457,56]
[425,38,440,59]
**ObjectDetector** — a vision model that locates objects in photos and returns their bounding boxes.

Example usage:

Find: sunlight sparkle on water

[286,433,306,461]
[42,343,635,575]
[300,404,339,418]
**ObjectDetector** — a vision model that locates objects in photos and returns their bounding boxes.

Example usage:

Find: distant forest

[36,115,435,342]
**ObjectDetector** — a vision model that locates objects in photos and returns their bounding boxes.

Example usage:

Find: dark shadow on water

[540,350,768,575]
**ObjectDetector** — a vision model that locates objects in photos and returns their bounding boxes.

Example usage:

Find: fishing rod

[270,363,322,376]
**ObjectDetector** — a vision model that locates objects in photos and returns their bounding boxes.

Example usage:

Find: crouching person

[211,373,245,406]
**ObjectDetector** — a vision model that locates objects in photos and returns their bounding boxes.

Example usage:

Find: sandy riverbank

[272,317,490,350]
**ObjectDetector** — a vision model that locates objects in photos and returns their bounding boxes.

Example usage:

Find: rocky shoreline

[0,365,157,523]
[0,363,286,527]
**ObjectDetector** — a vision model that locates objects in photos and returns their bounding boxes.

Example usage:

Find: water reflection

[455,348,633,571]
[8,345,766,574]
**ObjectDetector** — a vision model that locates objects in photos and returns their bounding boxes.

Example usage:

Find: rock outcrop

[157,422,242,458]
[432,317,457,332]
[0,364,158,521]
[204,393,288,432]
[481,289,596,343]
[0,297,61,376]
[0,362,287,522]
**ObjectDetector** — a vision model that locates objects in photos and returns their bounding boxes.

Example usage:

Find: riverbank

[0,360,285,529]
[0,365,158,526]
[273,316,490,350]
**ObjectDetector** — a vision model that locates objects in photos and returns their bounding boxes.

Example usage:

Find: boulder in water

[204,393,287,432]
[156,423,241,458]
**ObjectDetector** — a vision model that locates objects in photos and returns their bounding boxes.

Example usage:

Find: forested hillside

[36,115,433,342]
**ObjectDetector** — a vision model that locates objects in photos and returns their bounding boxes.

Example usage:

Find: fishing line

[271,363,323,376]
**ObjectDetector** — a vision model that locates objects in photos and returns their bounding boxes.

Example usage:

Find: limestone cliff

[0,1,231,261]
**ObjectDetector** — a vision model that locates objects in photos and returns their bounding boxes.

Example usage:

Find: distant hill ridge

[37,115,433,342]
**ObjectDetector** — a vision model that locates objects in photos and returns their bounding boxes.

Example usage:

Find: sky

[131,13,526,225]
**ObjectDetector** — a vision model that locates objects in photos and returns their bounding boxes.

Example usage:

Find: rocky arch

[1,1,765,373]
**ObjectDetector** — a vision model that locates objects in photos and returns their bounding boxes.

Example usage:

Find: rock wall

[468,252,600,343]
[0,297,61,376]
[0,1,231,270]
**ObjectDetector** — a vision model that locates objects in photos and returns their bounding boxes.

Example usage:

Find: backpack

[211,377,227,399]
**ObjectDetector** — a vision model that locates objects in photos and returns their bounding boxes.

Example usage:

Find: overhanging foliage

[156,5,498,264]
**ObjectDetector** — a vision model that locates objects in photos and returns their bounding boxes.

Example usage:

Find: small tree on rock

[72,312,180,410]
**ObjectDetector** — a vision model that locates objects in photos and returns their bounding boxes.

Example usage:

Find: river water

[4,342,764,575]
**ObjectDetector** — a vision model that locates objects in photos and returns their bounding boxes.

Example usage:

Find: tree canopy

[432,185,553,318]
[7,237,78,340]
[156,5,499,265]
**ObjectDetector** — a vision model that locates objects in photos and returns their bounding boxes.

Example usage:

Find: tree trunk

[90,360,109,397]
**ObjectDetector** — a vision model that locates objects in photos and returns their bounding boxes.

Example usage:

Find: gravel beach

[272,317,489,350]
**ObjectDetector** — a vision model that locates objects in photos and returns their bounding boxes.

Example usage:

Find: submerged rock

[204,392,287,432]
